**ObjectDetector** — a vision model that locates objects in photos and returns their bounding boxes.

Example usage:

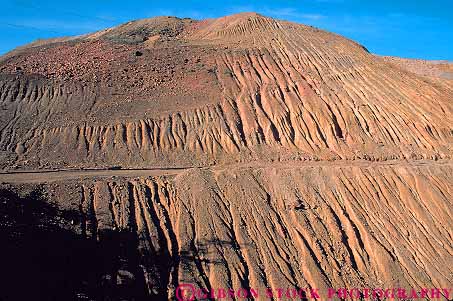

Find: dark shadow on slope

[174,239,254,301]
[0,187,255,300]
[143,236,253,300]
[0,188,149,301]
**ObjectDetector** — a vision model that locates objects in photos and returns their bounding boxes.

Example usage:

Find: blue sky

[1,0,452,60]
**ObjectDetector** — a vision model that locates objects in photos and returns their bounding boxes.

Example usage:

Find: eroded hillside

[0,12,452,300]
[1,13,452,169]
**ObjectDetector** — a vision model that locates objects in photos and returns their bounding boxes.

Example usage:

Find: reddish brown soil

[0,13,451,300]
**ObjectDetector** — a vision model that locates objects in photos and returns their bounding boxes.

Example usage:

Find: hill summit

[0,13,452,300]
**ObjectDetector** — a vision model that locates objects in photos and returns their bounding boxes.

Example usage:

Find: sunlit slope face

[0,12,452,301]
[1,161,452,299]
[1,13,452,169]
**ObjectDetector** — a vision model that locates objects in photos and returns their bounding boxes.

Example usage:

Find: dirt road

[1,159,451,183]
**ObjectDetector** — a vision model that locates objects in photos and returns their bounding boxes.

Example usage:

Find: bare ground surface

[0,12,452,301]
[2,160,452,300]
[0,159,452,183]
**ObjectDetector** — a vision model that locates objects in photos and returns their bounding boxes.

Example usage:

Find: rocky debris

[0,12,452,300]
[0,13,451,168]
